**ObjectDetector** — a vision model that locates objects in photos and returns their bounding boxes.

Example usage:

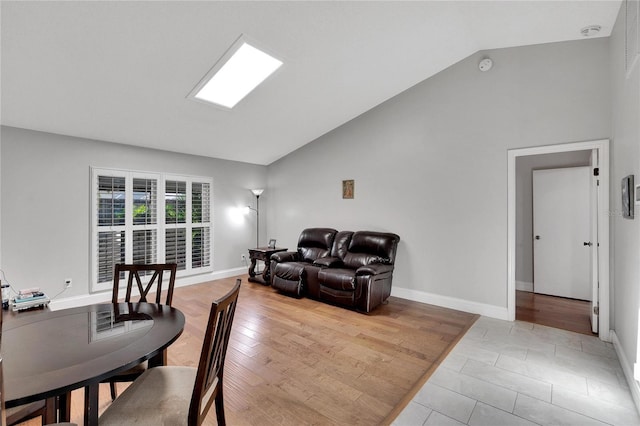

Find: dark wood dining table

[2,302,185,425]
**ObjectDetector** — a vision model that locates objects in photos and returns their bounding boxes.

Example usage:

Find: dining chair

[99,278,241,426]
[103,263,178,400]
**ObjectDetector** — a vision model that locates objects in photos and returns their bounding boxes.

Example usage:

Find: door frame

[507,139,610,341]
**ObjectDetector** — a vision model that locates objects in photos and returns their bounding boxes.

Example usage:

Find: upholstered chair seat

[99,366,197,425]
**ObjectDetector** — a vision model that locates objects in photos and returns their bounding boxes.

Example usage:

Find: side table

[248,247,288,285]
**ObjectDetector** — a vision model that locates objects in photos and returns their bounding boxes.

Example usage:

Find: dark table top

[2,302,185,407]
[248,247,288,254]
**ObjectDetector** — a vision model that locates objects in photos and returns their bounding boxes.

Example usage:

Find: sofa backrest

[343,231,400,269]
[297,228,338,262]
[330,231,354,259]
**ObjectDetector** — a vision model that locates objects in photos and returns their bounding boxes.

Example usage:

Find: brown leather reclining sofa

[270,228,400,313]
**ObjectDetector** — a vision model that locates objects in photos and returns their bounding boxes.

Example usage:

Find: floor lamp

[248,188,264,248]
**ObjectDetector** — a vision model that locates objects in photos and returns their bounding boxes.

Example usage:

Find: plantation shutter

[96,175,126,283]
[165,228,187,270]
[132,178,158,275]
[165,180,187,270]
[192,182,211,268]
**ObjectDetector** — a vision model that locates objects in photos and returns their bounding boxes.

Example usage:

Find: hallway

[516,290,593,336]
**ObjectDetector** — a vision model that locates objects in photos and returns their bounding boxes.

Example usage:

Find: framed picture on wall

[622,174,634,219]
[342,179,354,199]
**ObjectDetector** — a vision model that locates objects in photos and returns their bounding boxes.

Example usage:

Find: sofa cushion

[343,231,400,268]
[318,268,356,291]
[299,247,330,263]
[297,228,337,262]
[330,231,353,259]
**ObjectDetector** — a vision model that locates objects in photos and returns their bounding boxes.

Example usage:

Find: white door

[533,167,591,300]
[589,150,599,333]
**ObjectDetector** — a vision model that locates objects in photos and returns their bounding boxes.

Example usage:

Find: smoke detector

[478,58,493,72]
[581,25,601,37]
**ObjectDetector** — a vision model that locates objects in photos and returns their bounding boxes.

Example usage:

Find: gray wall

[267,38,610,313]
[610,5,640,372]
[0,126,267,299]
[515,151,592,291]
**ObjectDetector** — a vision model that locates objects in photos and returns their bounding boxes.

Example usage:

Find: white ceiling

[0,1,621,165]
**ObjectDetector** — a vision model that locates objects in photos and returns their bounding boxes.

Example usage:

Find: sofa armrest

[270,251,300,263]
[356,263,394,276]
[313,257,344,268]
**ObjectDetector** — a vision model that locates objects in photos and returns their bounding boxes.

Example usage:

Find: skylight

[191,39,283,109]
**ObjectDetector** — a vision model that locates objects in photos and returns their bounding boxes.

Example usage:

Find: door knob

[535,235,540,240]
[583,241,593,247]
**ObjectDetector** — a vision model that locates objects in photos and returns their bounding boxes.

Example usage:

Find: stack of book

[12,288,50,311]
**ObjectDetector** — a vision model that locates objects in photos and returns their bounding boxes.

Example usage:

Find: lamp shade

[251,188,264,196]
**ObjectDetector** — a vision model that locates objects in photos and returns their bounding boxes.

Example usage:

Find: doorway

[507,140,610,341]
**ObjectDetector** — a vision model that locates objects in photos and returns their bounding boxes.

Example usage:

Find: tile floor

[393,317,640,426]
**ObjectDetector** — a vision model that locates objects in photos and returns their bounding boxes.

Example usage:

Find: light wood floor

[515,290,594,336]
[20,275,478,425]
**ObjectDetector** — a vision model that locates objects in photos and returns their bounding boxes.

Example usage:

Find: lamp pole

[255,194,260,248]
[249,189,264,248]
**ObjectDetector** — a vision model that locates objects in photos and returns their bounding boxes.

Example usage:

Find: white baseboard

[391,286,509,320]
[48,291,112,310]
[516,280,533,292]
[49,267,246,310]
[611,330,640,415]
[172,267,246,289]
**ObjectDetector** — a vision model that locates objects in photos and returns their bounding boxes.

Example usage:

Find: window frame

[91,167,213,293]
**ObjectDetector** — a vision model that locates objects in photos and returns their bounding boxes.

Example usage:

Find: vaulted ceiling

[1,1,621,165]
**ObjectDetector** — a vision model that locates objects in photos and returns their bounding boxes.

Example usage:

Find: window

[91,168,213,292]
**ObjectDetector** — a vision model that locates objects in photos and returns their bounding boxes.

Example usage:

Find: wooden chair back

[189,279,241,426]
[112,264,177,306]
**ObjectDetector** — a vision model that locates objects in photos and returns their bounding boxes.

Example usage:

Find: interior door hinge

[594,306,599,315]
[593,167,599,176]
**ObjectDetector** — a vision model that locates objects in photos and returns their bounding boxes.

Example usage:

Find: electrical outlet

[241,254,247,262]
[64,278,72,289]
